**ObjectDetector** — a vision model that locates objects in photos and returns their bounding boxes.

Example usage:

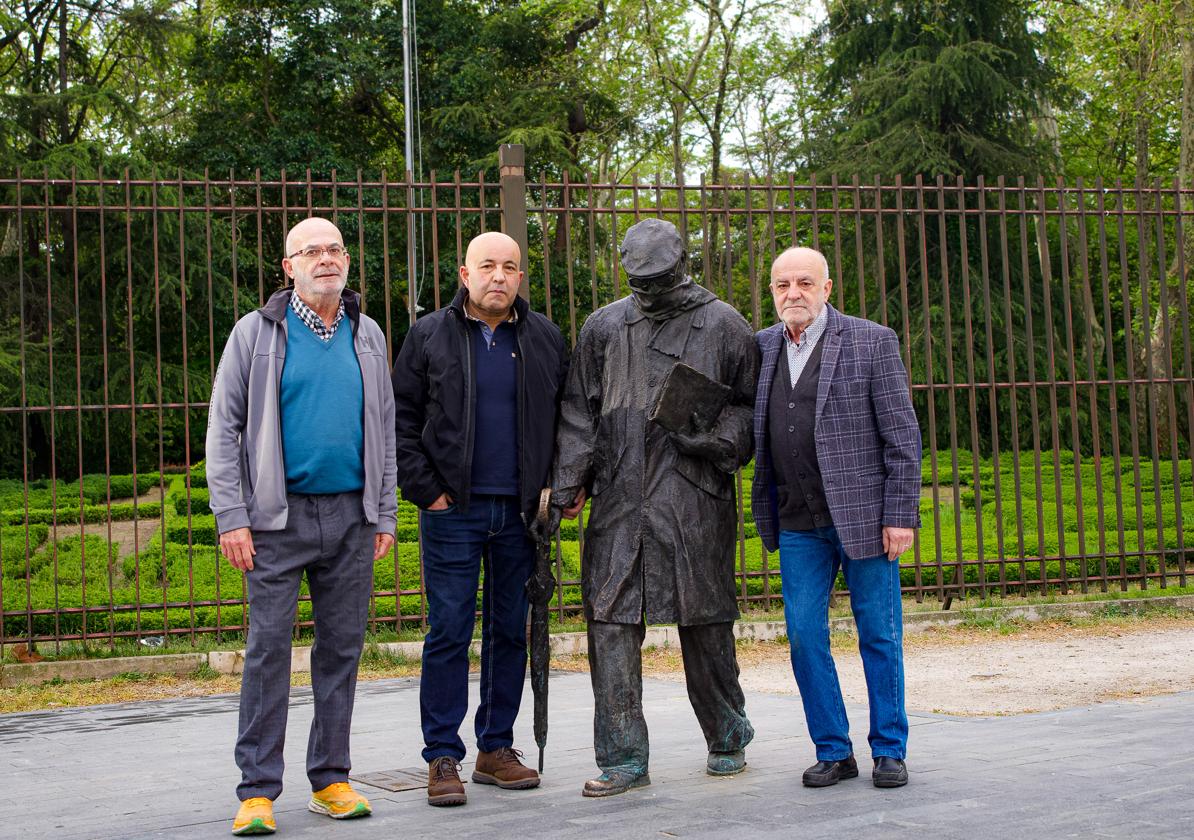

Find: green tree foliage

[0,0,185,172]
[808,0,1058,179]
[163,1,407,175]
[1043,0,1186,180]
[160,0,618,179]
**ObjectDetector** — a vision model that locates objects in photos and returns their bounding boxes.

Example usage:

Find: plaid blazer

[750,304,922,558]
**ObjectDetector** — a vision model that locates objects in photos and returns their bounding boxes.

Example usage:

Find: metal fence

[2,146,1192,649]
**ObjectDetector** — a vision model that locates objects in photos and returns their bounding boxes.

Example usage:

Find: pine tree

[809,0,1058,178]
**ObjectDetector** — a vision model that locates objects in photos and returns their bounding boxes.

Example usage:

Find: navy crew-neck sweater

[470,320,520,495]
[279,306,365,494]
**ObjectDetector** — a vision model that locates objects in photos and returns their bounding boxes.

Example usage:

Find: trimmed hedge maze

[3,452,1193,641]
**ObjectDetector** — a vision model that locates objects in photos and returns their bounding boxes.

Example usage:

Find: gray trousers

[235,491,374,800]
[587,620,754,773]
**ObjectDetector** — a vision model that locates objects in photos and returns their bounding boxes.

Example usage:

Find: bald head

[770,246,832,338]
[460,231,523,324]
[465,231,522,266]
[772,247,829,281]
[286,217,343,258]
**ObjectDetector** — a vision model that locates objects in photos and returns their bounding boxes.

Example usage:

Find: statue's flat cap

[619,218,684,278]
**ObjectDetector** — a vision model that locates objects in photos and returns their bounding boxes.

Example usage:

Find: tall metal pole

[402,0,418,322]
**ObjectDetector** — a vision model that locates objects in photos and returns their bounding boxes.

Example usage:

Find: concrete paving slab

[0,672,1191,839]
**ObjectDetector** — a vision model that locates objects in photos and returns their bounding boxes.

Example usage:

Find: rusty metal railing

[1,155,1191,649]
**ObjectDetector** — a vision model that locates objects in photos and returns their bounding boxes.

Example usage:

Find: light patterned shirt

[784,305,829,387]
[289,292,345,341]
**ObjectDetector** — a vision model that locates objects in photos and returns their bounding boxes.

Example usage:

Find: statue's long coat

[553,292,759,626]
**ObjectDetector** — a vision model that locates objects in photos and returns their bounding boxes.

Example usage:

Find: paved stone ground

[1,673,1191,839]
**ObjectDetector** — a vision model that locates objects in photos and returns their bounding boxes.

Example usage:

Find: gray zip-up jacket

[206,287,398,536]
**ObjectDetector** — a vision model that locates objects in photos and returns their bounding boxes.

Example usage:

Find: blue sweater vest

[280,307,365,494]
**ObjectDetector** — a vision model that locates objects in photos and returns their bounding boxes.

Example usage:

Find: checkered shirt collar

[289,292,345,341]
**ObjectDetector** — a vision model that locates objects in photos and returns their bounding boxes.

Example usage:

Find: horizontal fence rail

[1,159,1192,650]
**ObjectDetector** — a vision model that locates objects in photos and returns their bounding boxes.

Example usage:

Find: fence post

[498,144,530,299]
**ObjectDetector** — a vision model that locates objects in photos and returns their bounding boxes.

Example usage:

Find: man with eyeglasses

[207,216,397,834]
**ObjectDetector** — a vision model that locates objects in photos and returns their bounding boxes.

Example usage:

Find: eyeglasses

[287,244,347,260]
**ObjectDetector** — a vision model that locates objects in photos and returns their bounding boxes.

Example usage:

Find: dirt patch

[624,617,1194,716]
[47,488,165,558]
[6,616,1194,716]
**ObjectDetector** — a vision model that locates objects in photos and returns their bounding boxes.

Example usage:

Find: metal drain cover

[349,767,467,792]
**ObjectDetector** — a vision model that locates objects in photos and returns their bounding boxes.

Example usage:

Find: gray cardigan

[205,287,398,536]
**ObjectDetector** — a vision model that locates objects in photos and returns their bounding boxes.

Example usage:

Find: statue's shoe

[581,766,651,797]
[706,749,747,776]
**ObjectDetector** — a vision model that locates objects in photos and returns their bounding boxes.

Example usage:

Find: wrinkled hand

[882,526,915,561]
[374,532,395,561]
[560,488,586,519]
[220,527,256,571]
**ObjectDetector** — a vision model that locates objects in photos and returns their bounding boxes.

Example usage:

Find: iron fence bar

[43,172,63,652]
[956,175,986,599]
[1151,181,1182,586]
[996,177,1027,593]
[1076,177,1109,591]
[873,177,888,328]
[891,175,923,598]
[913,176,944,600]
[178,170,197,640]
[851,175,866,321]
[1033,177,1069,593]
[1172,178,1194,588]
[70,169,88,641]
[1056,179,1089,593]
[830,174,845,311]
[1132,178,1164,589]
[977,176,1008,596]
[1115,179,1148,587]
[99,166,119,642]
[1014,180,1044,589]
[1146,180,1180,588]
[152,173,172,639]
[1093,178,1128,590]
[934,176,964,603]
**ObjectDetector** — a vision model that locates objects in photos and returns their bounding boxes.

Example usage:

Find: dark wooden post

[498,144,530,300]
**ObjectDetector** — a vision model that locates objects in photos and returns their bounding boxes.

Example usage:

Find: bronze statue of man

[545,218,759,796]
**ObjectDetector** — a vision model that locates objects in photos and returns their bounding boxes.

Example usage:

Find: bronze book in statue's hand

[649,362,732,434]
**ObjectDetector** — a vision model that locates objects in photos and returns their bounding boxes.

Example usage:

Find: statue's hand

[527,490,572,545]
[669,427,735,466]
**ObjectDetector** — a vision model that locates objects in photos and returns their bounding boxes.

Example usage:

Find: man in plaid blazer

[750,246,921,790]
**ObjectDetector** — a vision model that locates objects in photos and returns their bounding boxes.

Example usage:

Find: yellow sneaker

[308,782,372,819]
[231,797,276,835]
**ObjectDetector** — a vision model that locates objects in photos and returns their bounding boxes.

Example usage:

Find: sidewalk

[1,672,1190,839]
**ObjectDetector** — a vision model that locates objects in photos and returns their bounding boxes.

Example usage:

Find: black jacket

[391,286,569,521]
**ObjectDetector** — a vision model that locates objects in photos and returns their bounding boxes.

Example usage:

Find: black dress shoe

[872,756,908,788]
[801,755,859,787]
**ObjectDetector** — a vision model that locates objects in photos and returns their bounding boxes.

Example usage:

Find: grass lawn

[2,451,1193,644]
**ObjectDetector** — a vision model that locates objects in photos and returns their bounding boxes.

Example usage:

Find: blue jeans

[778,526,907,761]
[418,494,534,762]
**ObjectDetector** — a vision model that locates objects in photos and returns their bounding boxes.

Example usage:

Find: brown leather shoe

[427,756,467,806]
[472,747,541,790]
